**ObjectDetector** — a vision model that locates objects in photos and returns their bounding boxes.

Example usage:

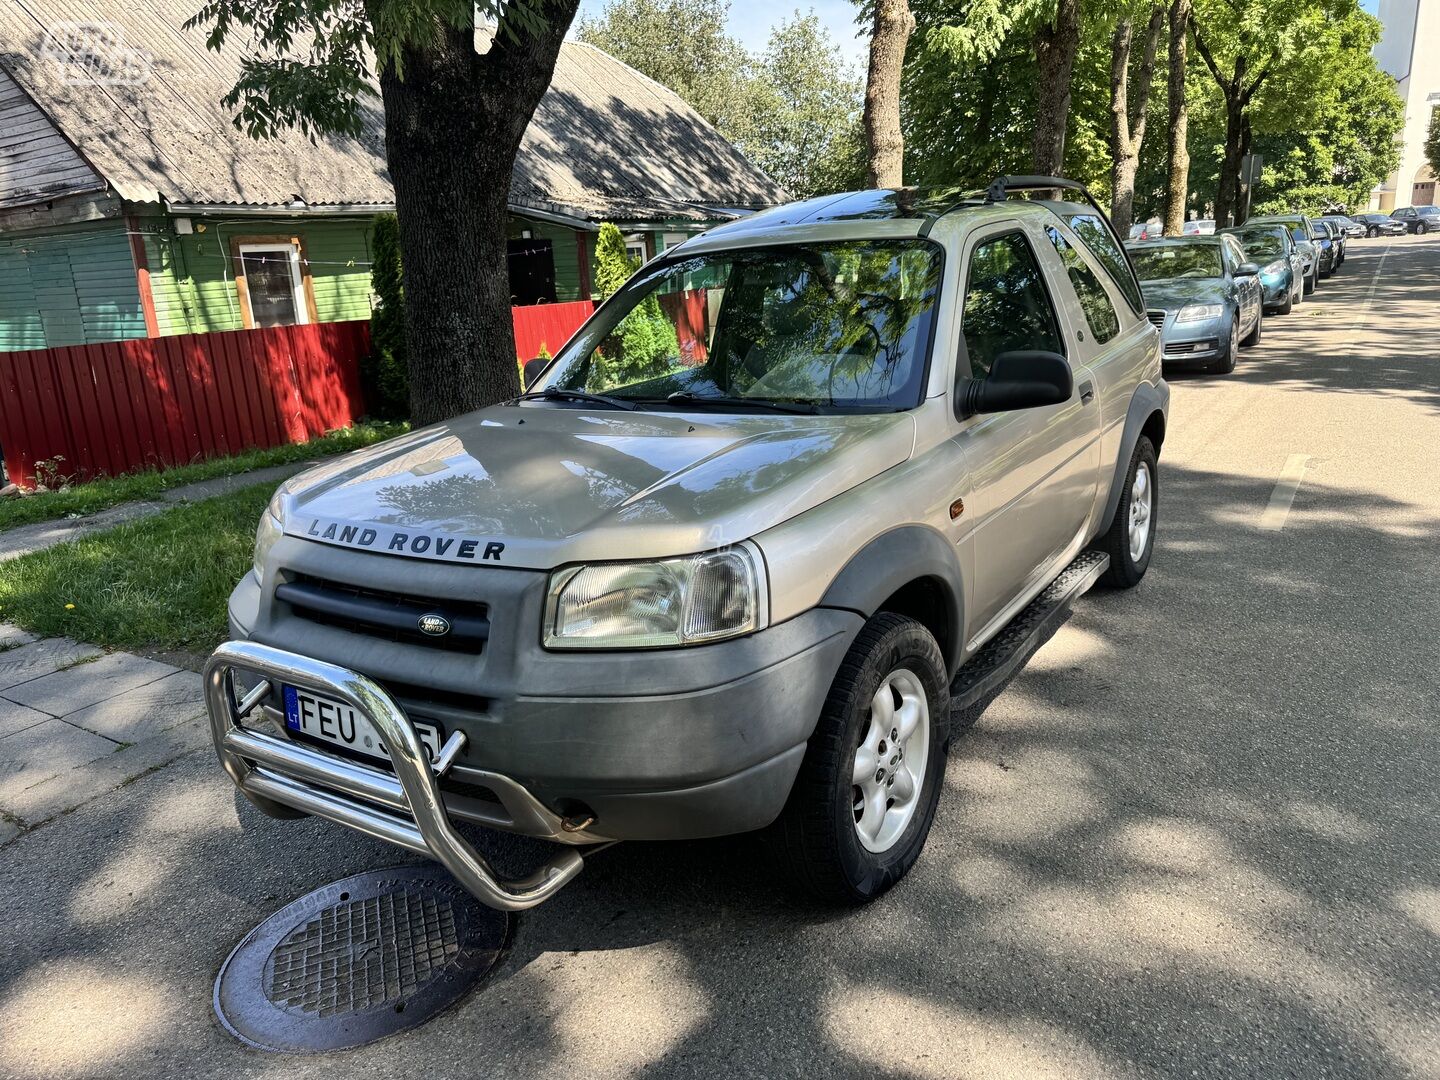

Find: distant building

[1371,0,1439,210]
[0,4,784,352]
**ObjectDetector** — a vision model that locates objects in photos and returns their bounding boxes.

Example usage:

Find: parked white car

[1183,219,1217,236]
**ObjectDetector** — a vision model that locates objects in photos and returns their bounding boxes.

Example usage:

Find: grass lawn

[0,483,272,654]
[0,420,406,533]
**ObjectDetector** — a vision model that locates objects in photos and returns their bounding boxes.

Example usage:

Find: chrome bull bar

[204,640,592,911]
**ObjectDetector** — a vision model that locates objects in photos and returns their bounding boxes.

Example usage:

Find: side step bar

[951,550,1110,712]
[204,640,592,912]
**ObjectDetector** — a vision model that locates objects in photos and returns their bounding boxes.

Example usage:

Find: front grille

[1146,309,1166,327]
[277,574,489,653]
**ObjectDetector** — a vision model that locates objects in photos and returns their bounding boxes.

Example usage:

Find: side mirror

[1235,261,1260,277]
[1310,230,1326,241]
[961,351,1073,416]
[522,356,551,389]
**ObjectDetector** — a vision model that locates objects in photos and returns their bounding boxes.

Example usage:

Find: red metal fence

[512,299,596,361]
[0,321,369,490]
[0,300,610,490]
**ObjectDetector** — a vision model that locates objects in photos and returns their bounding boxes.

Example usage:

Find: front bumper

[1151,310,1228,363]
[1258,272,1292,306]
[220,547,861,842]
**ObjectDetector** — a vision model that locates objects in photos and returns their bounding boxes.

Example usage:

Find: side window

[1067,212,1145,315]
[961,232,1065,380]
[1223,237,1244,269]
[1044,225,1119,344]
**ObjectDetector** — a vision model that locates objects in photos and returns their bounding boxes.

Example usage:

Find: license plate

[282,686,441,764]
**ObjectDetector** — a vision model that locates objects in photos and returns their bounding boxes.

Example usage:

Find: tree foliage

[904,0,1400,222]
[362,214,411,420]
[1427,109,1440,184]
[576,0,864,197]
[591,224,679,384]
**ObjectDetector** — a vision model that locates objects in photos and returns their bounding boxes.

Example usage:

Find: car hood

[1140,277,1227,311]
[281,405,916,570]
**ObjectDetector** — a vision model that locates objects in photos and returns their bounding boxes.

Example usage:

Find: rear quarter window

[1066,213,1145,316]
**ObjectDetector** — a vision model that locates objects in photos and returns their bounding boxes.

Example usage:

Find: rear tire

[773,613,950,904]
[1368,226,1379,238]
[1097,437,1158,589]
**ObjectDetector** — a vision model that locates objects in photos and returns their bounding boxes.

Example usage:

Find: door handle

[1079,381,1095,405]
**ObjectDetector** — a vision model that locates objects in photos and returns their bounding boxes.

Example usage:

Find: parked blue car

[1220,224,1305,314]
[1127,236,1264,374]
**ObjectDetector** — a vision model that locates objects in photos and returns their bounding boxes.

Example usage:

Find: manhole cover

[215,865,507,1052]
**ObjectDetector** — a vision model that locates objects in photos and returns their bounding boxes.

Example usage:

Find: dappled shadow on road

[1,460,1438,1077]
[1166,237,1440,415]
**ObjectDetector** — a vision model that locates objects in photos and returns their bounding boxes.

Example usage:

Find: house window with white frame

[623,233,648,266]
[233,238,312,328]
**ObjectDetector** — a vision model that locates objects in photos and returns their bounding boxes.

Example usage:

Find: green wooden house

[0,4,784,353]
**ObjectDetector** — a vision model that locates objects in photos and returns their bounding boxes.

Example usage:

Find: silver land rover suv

[206,177,1168,911]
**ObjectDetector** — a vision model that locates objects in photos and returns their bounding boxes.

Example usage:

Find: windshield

[1128,244,1223,281]
[1227,229,1284,260]
[540,240,943,412]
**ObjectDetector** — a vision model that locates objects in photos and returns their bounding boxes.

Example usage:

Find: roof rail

[983,175,1092,203]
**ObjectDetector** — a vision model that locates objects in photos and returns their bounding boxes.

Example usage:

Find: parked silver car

[206,178,1168,911]
[1127,236,1263,373]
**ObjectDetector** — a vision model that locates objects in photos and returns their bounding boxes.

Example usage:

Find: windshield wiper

[513,387,637,411]
[650,391,820,415]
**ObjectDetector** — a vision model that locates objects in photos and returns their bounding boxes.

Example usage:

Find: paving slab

[0,624,36,650]
[0,719,207,830]
[3,652,176,717]
[0,719,117,804]
[0,639,102,693]
[62,670,205,743]
[0,699,51,740]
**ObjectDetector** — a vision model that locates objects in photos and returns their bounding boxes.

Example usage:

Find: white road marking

[1259,454,1313,531]
[1345,241,1395,342]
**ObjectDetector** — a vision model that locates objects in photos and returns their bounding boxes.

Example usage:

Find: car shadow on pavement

[1,460,1437,1078]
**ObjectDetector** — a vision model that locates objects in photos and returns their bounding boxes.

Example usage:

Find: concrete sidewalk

[0,459,312,563]
[0,625,208,844]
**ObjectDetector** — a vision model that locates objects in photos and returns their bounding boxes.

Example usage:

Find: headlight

[545,543,767,649]
[252,488,287,583]
[1175,303,1223,323]
[1262,260,1286,276]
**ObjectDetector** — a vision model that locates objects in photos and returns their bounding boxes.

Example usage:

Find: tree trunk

[1032,0,1083,175]
[864,0,915,187]
[376,4,579,427]
[1108,6,1165,237]
[1214,87,1244,227]
[1163,0,1191,235]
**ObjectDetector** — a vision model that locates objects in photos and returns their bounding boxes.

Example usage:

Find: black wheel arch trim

[1098,382,1168,537]
[818,525,966,676]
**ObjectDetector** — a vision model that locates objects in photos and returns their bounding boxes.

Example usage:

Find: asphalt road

[2,236,1437,1080]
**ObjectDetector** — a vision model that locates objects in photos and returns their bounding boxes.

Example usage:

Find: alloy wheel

[1129,460,1153,562]
[851,668,930,854]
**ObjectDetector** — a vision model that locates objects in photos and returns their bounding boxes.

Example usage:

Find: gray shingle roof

[0,1,784,220]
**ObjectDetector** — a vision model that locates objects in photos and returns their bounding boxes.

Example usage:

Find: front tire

[1241,309,1262,346]
[1368,225,1379,238]
[1097,436,1158,589]
[1419,222,1429,236]
[774,613,950,904]
[1211,316,1239,374]
[1304,264,1318,294]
